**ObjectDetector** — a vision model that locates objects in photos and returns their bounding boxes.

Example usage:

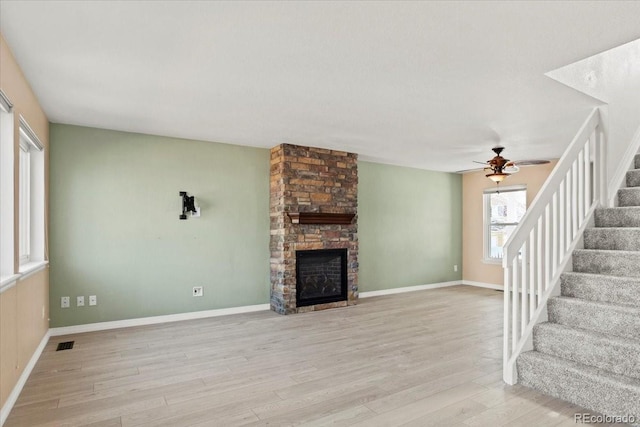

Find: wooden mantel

[286,212,356,225]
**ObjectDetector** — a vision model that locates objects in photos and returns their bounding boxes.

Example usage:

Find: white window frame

[483,185,527,264]
[18,116,45,270]
[0,90,16,285]
[19,137,32,264]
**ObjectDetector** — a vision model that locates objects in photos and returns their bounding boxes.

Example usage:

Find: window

[0,90,14,279]
[484,185,526,262]
[19,136,31,263]
[18,116,45,269]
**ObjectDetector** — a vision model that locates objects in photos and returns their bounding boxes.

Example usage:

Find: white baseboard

[49,280,501,335]
[462,280,503,290]
[359,280,461,298]
[50,304,270,337]
[0,330,50,426]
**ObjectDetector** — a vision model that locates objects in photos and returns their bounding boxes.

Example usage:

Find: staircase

[517,154,640,425]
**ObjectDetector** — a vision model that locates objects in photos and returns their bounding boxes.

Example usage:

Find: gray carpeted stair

[584,227,640,251]
[628,169,640,187]
[516,152,640,425]
[619,188,640,207]
[547,296,640,340]
[561,272,640,307]
[573,249,640,278]
[594,206,640,227]
[518,351,640,424]
[533,322,640,379]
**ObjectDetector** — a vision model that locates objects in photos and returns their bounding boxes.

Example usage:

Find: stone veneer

[270,144,358,314]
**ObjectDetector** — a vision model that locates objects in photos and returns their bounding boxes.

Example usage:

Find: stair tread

[561,272,640,308]
[562,271,640,282]
[537,321,640,345]
[548,296,640,340]
[586,226,640,230]
[595,206,640,227]
[518,351,640,424]
[519,350,640,389]
[574,248,640,255]
[535,323,640,377]
[550,295,640,314]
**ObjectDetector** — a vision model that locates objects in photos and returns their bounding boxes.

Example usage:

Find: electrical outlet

[61,297,70,308]
[193,286,203,297]
[77,296,85,307]
[454,264,458,272]
[89,295,97,306]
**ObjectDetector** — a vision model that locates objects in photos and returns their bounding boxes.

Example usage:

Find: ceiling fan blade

[515,159,551,166]
[472,160,488,165]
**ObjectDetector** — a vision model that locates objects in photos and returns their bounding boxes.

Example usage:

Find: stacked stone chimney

[269,144,358,314]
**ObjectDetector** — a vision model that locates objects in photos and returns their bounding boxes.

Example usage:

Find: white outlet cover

[61,296,70,308]
[89,295,97,306]
[77,296,85,307]
[193,286,203,296]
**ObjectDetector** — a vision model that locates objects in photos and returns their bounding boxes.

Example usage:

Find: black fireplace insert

[296,248,348,307]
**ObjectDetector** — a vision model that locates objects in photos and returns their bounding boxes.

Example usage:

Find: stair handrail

[502,107,606,384]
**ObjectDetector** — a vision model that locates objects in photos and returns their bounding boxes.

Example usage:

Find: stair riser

[548,298,640,340]
[517,353,640,425]
[533,324,640,379]
[584,228,640,251]
[573,251,640,278]
[629,169,640,187]
[595,208,640,227]
[619,188,640,207]
[561,273,640,307]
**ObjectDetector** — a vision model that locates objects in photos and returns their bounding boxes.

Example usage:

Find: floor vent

[56,341,74,351]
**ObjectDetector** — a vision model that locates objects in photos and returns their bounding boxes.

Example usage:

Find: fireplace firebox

[296,249,348,307]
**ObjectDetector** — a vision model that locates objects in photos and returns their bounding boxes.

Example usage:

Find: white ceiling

[2,1,640,172]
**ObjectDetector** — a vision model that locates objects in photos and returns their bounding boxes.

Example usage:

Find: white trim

[0,89,12,113]
[18,116,43,151]
[462,280,503,290]
[608,123,640,207]
[0,330,50,426]
[482,184,527,195]
[359,281,461,298]
[50,303,271,336]
[18,261,48,280]
[0,274,20,293]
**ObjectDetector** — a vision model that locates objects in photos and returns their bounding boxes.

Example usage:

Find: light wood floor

[6,286,614,426]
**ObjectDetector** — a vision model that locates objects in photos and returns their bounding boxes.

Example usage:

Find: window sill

[19,260,49,280]
[482,258,503,266]
[0,274,21,293]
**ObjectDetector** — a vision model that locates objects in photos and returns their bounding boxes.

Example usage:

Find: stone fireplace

[269,144,358,314]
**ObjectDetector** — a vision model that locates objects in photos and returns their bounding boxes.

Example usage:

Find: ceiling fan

[474,146,550,188]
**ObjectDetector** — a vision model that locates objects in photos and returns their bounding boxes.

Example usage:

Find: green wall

[358,162,462,292]
[49,125,462,327]
[49,124,270,327]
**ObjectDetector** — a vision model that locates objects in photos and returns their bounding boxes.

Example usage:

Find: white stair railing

[502,108,606,384]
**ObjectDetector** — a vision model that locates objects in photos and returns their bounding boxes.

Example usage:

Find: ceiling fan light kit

[484,146,512,188]
[486,172,509,183]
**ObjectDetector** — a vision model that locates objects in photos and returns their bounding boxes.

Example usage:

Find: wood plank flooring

[5,286,619,426]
